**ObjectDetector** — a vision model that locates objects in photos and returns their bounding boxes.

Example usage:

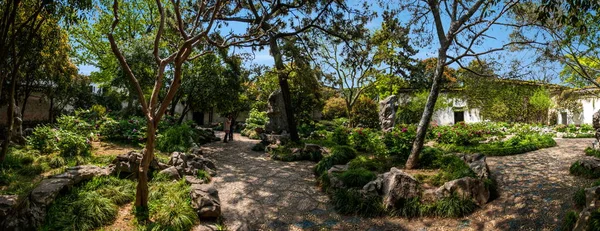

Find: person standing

[223,115,232,143]
[228,115,235,141]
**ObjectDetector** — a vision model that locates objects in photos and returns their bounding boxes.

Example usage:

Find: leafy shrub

[574,188,586,208]
[336,168,376,188]
[349,128,372,152]
[555,124,567,132]
[348,155,387,172]
[581,124,594,133]
[314,145,357,175]
[570,161,600,178]
[332,188,385,217]
[57,115,95,137]
[241,108,268,139]
[560,211,578,231]
[437,132,556,156]
[431,154,476,186]
[28,125,58,154]
[329,126,349,145]
[100,117,146,143]
[586,147,600,158]
[156,124,197,153]
[322,97,347,120]
[383,126,416,162]
[350,96,379,128]
[197,170,212,183]
[432,195,476,217]
[432,122,486,146]
[418,147,445,169]
[56,130,91,157]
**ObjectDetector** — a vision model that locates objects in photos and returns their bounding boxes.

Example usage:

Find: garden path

[200,134,594,231]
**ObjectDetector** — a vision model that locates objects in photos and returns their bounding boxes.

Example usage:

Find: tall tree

[390,0,526,169]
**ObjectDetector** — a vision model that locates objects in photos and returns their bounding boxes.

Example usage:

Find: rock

[379,95,398,132]
[456,153,490,179]
[0,195,18,218]
[158,166,181,180]
[435,177,490,206]
[381,167,420,209]
[169,151,216,177]
[265,90,289,134]
[303,144,322,154]
[190,183,221,219]
[190,147,204,156]
[594,111,600,129]
[574,185,600,231]
[261,133,290,145]
[575,158,600,177]
[327,165,348,189]
[185,175,206,184]
[251,143,266,152]
[362,174,384,194]
[30,178,74,205]
[53,165,110,184]
[266,144,279,153]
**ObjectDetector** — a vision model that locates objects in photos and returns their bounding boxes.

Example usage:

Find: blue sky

[77,1,562,83]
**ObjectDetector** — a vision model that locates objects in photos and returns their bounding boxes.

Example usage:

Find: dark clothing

[228,121,235,141]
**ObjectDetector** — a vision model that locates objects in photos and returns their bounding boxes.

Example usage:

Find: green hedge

[437,133,556,156]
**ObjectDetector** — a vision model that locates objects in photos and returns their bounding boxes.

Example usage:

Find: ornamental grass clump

[314,145,357,176]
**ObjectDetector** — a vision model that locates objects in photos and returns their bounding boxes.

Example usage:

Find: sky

[76,0,563,83]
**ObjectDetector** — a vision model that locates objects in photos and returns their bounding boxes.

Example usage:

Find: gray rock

[30,178,74,205]
[362,174,384,194]
[456,153,490,179]
[304,144,322,153]
[594,110,600,129]
[379,95,398,132]
[574,185,600,231]
[327,165,348,189]
[190,183,221,219]
[0,195,18,218]
[381,167,420,209]
[185,175,206,184]
[575,158,600,177]
[261,133,290,145]
[265,89,289,134]
[158,166,181,180]
[435,177,490,206]
[53,165,110,184]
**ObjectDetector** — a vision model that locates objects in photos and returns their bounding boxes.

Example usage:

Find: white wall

[557,97,600,125]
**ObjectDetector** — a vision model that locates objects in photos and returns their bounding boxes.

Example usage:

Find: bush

[383,126,416,162]
[28,125,58,154]
[322,97,347,120]
[99,117,146,143]
[350,96,379,128]
[432,122,486,146]
[570,161,600,178]
[586,147,600,158]
[56,130,91,157]
[574,188,586,208]
[431,155,476,186]
[336,168,376,188]
[314,145,357,176]
[329,126,349,145]
[156,124,197,153]
[332,188,385,217]
[560,211,578,231]
[418,147,445,169]
[348,155,387,172]
[241,108,268,139]
[555,124,567,132]
[56,115,95,138]
[349,128,373,152]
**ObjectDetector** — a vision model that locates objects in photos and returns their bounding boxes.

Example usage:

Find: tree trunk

[21,89,31,116]
[48,96,54,123]
[0,74,17,162]
[177,104,189,124]
[135,120,156,214]
[269,37,299,141]
[170,94,181,116]
[405,51,447,169]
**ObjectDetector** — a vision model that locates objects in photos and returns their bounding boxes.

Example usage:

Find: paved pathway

[201,134,594,231]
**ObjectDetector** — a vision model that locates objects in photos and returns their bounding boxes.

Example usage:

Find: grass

[574,188,587,208]
[336,168,376,188]
[560,211,578,231]
[331,188,385,217]
[430,155,476,186]
[347,155,389,173]
[145,179,198,231]
[197,170,212,183]
[586,147,600,158]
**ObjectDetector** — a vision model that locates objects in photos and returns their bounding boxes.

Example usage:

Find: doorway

[454,111,465,124]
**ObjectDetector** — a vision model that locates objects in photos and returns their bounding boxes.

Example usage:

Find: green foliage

[314,145,357,176]
[331,189,385,217]
[437,132,556,156]
[322,97,348,120]
[383,126,416,162]
[44,177,135,231]
[196,170,212,183]
[57,115,95,137]
[586,147,600,158]
[574,188,587,207]
[418,147,445,169]
[28,125,59,154]
[431,195,476,218]
[348,128,372,152]
[348,155,387,172]
[350,96,379,128]
[99,117,147,143]
[432,122,487,146]
[336,168,376,188]
[329,126,349,145]
[571,161,600,178]
[560,211,578,231]
[148,180,197,231]
[397,90,451,124]
[529,88,553,112]
[156,124,196,153]
[241,108,268,139]
[431,155,476,186]
[56,130,91,157]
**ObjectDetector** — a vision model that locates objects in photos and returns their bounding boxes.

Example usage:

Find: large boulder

[574,158,600,178]
[0,195,18,218]
[435,177,490,206]
[362,174,384,194]
[380,167,420,209]
[260,133,290,145]
[457,153,490,179]
[379,95,398,132]
[109,151,168,177]
[574,186,600,230]
[265,90,288,134]
[158,166,181,180]
[169,151,217,177]
[190,183,221,219]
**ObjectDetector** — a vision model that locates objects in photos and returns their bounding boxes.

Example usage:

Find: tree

[390,0,527,169]
[103,0,266,213]
[215,0,369,141]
